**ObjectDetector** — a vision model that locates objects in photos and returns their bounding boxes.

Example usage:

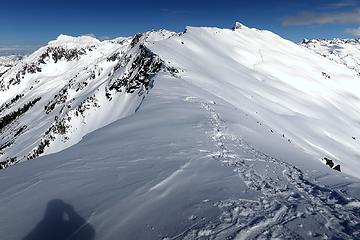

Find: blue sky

[1,0,360,55]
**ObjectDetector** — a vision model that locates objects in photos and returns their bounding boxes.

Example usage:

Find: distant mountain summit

[301,38,360,76]
[0,30,176,168]
[0,55,22,77]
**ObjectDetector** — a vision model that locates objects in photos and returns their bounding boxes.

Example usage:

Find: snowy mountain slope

[0,72,360,240]
[1,23,360,239]
[0,55,21,77]
[3,25,360,178]
[301,38,360,76]
[0,31,176,168]
[147,24,360,178]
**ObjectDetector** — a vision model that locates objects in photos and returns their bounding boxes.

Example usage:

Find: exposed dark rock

[324,157,334,168]
[333,165,341,172]
[0,97,41,132]
[44,85,71,114]
[130,34,143,47]
[28,118,71,160]
[14,125,27,137]
[0,94,24,112]
[2,63,42,90]
[322,72,331,79]
[108,45,164,95]
[107,52,121,62]
[0,156,17,169]
[27,139,51,160]
[0,68,10,78]
[0,140,14,152]
[38,46,86,64]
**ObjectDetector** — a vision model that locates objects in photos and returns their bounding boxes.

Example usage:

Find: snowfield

[1,23,360,239]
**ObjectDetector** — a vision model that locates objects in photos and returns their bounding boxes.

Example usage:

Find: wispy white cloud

[85,33,110,41]
[283,8,360,26]
[325,0,358,9]
[0,44,39,56]
[346,26,360,36]
[84,33,97,38]
[99,36,110,41]
[0,47,17,51]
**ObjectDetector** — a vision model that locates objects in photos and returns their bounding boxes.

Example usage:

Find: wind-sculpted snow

[178,97,360,239]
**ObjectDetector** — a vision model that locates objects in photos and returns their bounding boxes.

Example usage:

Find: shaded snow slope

[0,31,175,168]
[0,74,359,240]
[148,25,360,178]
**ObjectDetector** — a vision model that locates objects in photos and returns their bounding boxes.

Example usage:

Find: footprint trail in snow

[178,97,360,240]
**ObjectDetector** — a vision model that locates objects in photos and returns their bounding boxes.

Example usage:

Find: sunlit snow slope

[148,24,360,178]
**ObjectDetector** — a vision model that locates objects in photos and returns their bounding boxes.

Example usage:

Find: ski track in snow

[175,97,360,240]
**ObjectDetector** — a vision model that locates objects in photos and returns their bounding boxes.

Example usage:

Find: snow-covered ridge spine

[0,32,180,166]
[0,45,92,91]
[26,42,170,161]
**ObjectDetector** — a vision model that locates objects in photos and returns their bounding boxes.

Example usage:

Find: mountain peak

[233,21,248,30]
[48,34,101,48]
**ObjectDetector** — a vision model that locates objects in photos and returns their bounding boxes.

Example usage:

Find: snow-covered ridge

[48,34,101,48]
[2,23,360,240]
[0,30,175,168]
[147,25,360,178]
[2,23,360,179]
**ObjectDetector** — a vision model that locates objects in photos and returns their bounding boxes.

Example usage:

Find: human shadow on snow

[22,199,95,240]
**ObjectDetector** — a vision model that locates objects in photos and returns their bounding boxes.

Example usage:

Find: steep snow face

[301,39,360,76]
[148,26,360,178]
[0,32,175,168]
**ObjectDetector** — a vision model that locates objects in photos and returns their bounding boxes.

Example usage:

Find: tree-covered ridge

[0,97,41,132]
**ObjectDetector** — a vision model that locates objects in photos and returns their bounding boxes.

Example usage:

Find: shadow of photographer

[23,199,95,240]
